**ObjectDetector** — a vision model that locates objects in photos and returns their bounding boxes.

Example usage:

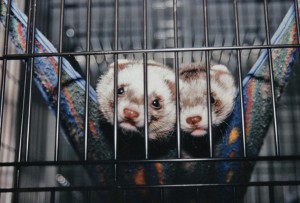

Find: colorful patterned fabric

[213,4,298,201]
[0,0,115,185]
[0,0,298,201]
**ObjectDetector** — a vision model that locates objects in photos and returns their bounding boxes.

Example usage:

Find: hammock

[0,0,298,202]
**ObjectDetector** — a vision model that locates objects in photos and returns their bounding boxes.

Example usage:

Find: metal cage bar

[173,0,181,159]
[54,0,65,162]
[203,0,213,157]
[233,0,247,158]
[84,0,92,161]
[0,0,11,149]
[143,0,149,160]
[113,0,119,188]
[263,0,280,156]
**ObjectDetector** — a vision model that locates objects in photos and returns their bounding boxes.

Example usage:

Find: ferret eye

[210,94,216,104]
[117,87,125,95]
[151,99,161,109]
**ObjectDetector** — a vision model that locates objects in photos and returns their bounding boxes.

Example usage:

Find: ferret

[174,63,236,187]
[179,63,235,137]
[96,59,176,142]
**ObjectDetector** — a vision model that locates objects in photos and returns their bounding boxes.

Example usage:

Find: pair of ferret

[96,59,235,153]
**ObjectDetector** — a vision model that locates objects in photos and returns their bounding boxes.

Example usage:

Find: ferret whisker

[221,120,230,128]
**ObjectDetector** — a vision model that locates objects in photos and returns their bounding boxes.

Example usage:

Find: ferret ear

[211,64,235,89]
[146,60,166,68]
[211,64,230,73]
[179,64,206,81]
[109,59,131,70]
[165,79,176,101]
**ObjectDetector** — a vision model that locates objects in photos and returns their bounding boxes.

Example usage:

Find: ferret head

[96,59,176,141]
[179,64,235,137]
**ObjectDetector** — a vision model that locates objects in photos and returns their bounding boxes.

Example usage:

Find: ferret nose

[186,116,202,125]
[123,108,139,120]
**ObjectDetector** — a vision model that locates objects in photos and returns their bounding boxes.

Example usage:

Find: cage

[0,0,300,202]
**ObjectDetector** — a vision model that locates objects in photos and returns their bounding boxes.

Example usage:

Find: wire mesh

[0,0,300,202]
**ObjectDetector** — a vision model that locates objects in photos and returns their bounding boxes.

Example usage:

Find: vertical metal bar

[0,0,12,150]
[54,0,65,162]
[86,191,91,203]
[13,0,35,201]
[13,1,37,202]
[269,186,275,203]
[160,188,164,203]
[50,191,55,203]
[14,72,26,202]
[289,0,300,202]
[143,0,147,50]
[143,0,149,159]
[123,189,127,203]
[25,0,38,162]
[233,186,237,203]
[196,188,200,203]
[294,0,300,44]
[143,61,148,160]
[203,0,213,157]
[293,2,300,173]
[18,0,32,162]
[296,184,300,203]
[113,0,119,183]
[263,0,280,156]
[2,2,19,203]
[173,0,181,159]
[233,0,247,157]
[172,0,178,56]
[84,0,92,161]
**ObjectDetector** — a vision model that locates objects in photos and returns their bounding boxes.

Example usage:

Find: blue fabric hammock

[0,0,298,202]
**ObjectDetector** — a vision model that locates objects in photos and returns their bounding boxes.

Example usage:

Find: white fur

[96,60,176,140]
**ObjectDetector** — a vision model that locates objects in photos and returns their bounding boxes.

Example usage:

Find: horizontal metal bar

[1,155,300,167]
[48,0,288,9]
[1,181,300,193]
[50,1,143,9]
[120,181,300,189]
[1,44,299,60]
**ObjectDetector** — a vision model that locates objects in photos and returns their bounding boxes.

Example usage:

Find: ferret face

[179,64,235,137]
[96,60,176,141]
